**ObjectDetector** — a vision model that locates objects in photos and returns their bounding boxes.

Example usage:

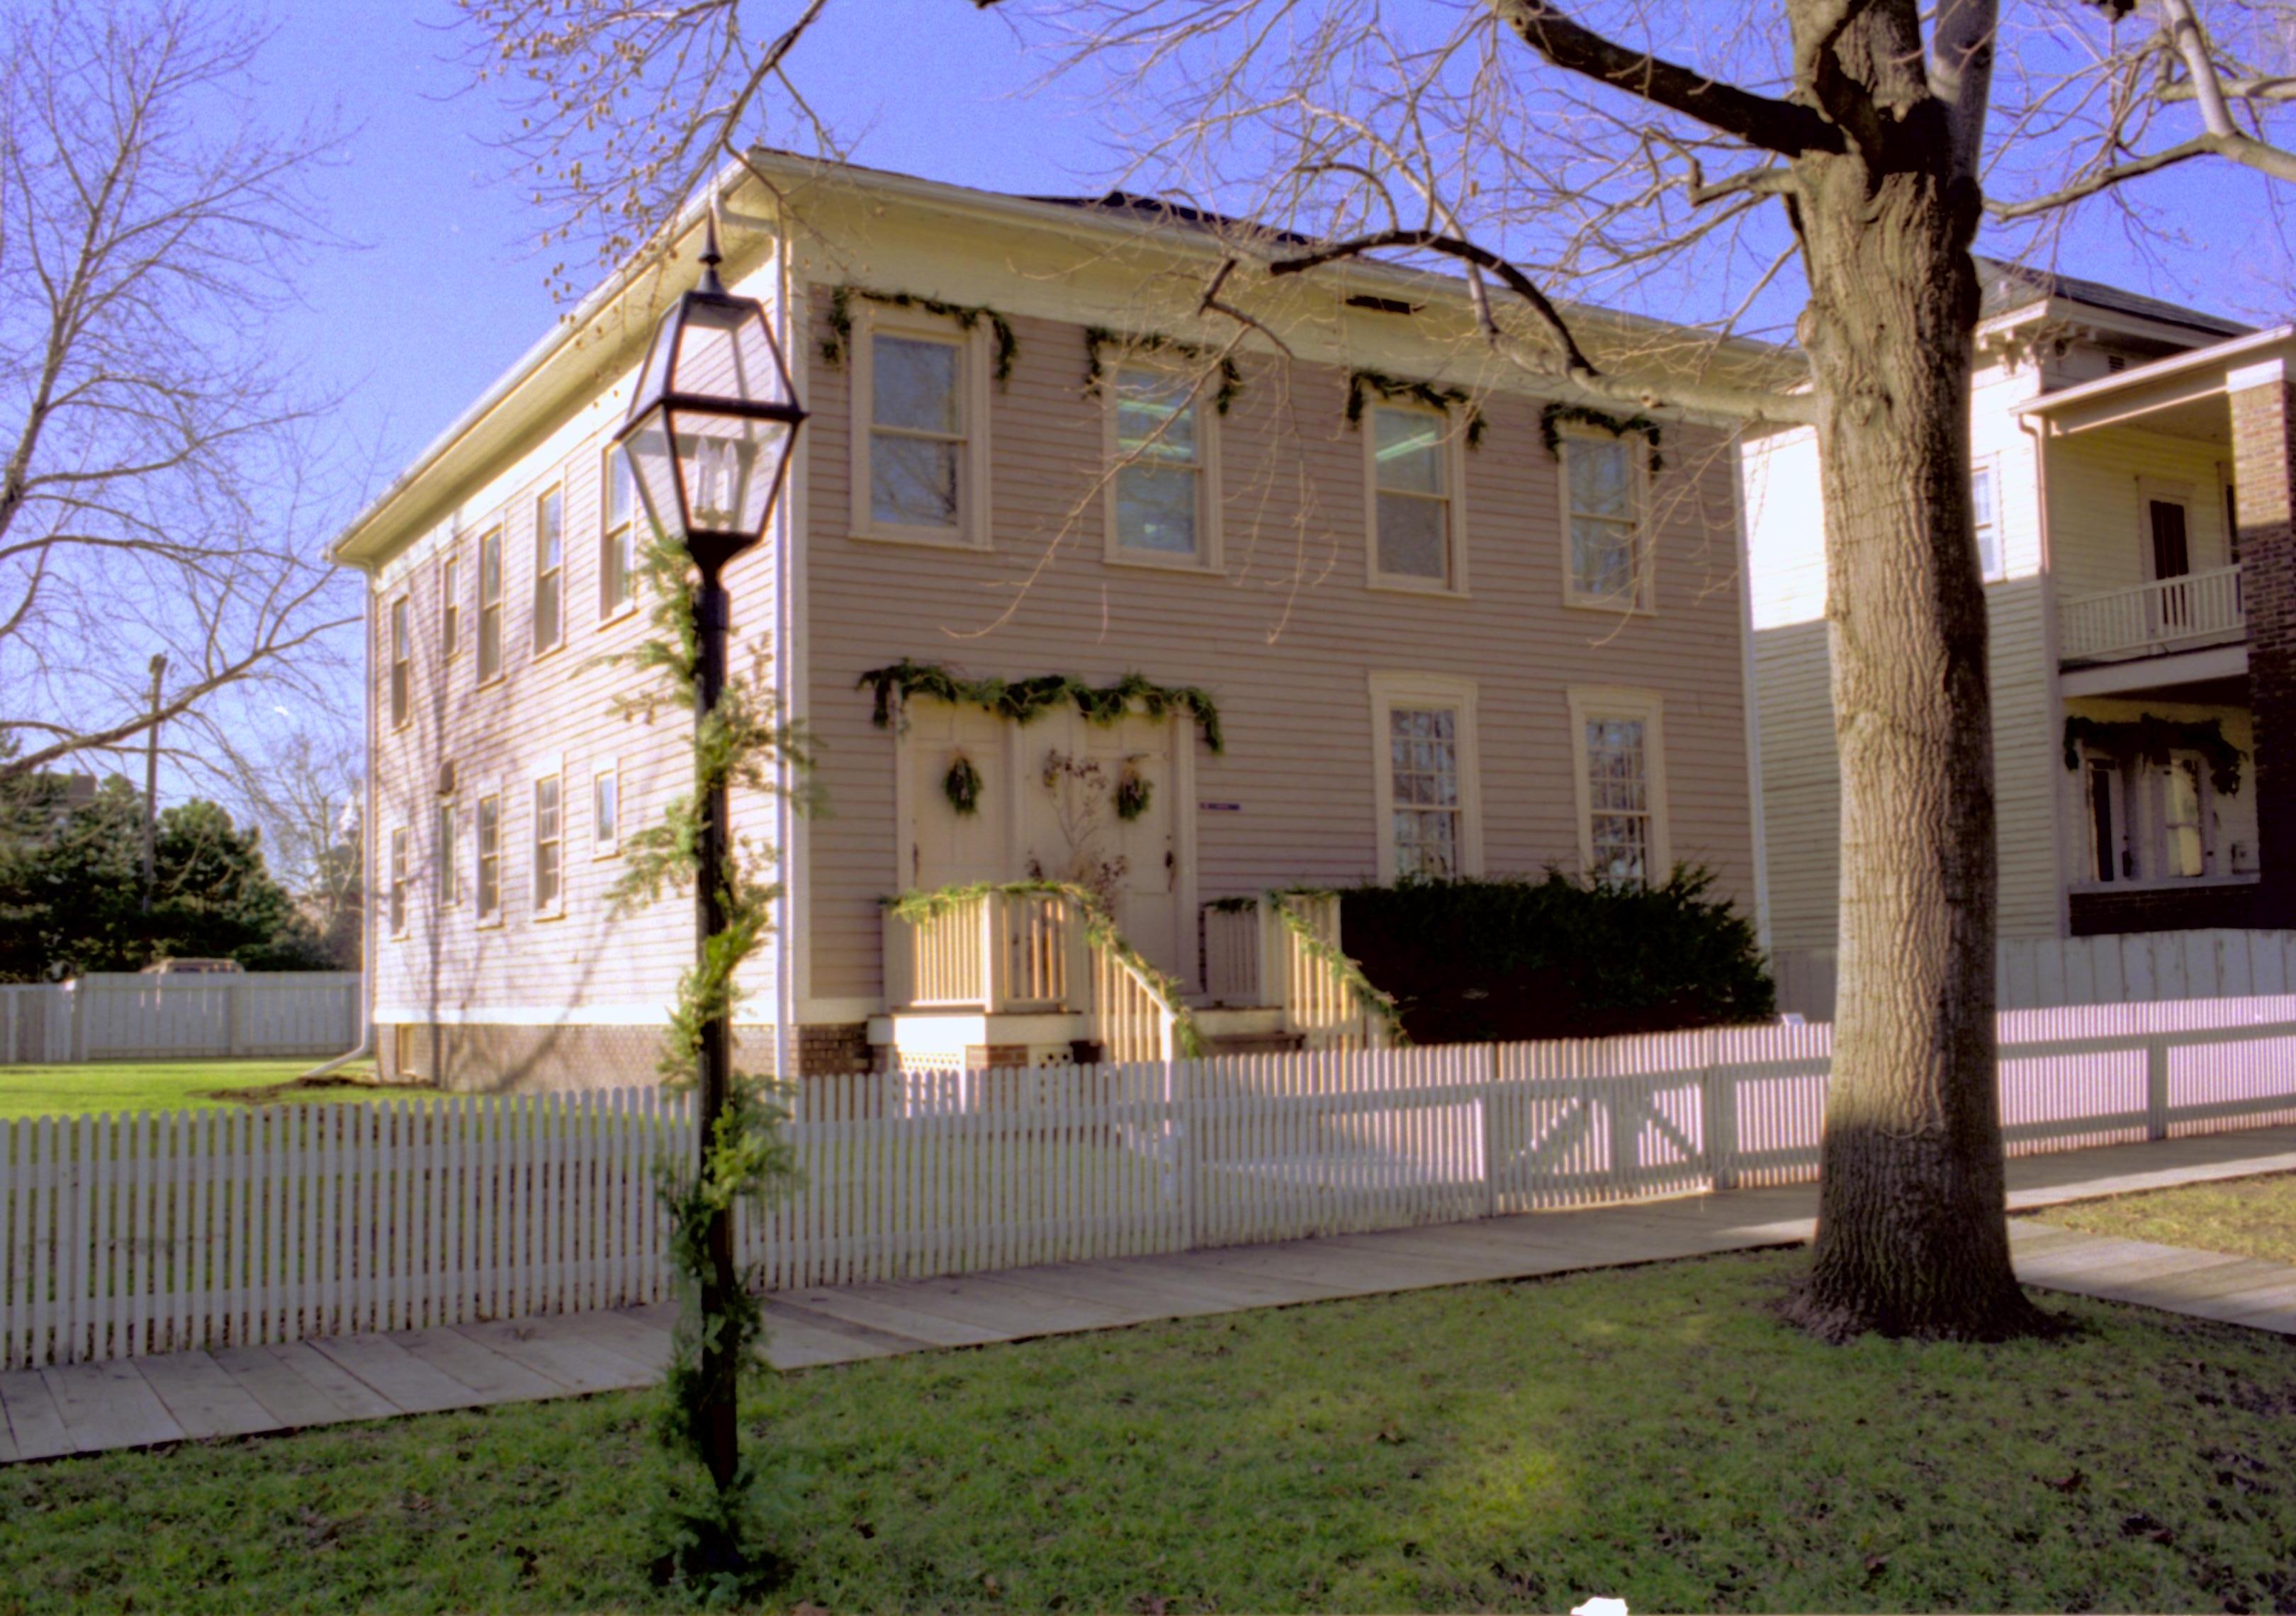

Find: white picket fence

[0,972,360,1065]
[6,995,2296,1369]
[1771,929,2296,1023]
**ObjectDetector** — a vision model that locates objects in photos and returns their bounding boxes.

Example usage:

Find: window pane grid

[388,829,407,936]
[1373,408,1450,583]
[593,770,619,853]
[437,804,458,906]
[1115,368,1202,557]
[1389,707,1460,878]
[534,490,563,651]
[602,448,637,615]
[478,530,503,680]
[476,796,501,917]
[1584,716,1650,885]
[441,556,461,658]
[1568,438,1641,604]
[534,778,562,911]
[870,333,963,529]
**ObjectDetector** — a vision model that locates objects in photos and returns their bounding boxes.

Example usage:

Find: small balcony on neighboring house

[2057,563,2245,669]
[874,888,1389,1070]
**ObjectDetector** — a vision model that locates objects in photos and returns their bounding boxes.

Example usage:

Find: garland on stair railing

[1264,888,1409,1046]
[857,659,1225,753]
[820,284,1018,385]
[2062,714,2244,795]
[1539,403,1665,473]
[1345,369,1487,448]
[882,879,1205,1057]
[1082,327,1244,415]
[599,528,810,1592]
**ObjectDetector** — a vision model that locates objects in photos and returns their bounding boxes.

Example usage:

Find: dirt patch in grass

[196,1072,435,1106]
[2020,1171,2296,1268]
[8,1248,2296,1613]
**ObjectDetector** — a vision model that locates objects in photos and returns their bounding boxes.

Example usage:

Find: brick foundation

[797,1021,873,1076]
[2067,883,2258,937]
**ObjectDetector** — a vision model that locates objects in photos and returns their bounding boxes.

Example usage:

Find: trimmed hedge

[1338,868,1774,1045]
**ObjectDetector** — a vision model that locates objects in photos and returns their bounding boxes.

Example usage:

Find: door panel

[905,703,1008,891]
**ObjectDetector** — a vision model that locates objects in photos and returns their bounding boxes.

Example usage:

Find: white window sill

[1367,576,1467,600]
[1563,593,1654,617]
[1105,548,1220,576]
[848,526,986,552]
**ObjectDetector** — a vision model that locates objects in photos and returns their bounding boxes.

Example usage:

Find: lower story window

[1570,687,1669,888]
[1389,707,1460,878]
[476,794,502,919]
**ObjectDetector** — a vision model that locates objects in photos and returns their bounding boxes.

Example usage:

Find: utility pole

[142,653,166,915]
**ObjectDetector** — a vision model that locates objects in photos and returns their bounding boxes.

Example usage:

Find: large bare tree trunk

[1781,7,2047,1341]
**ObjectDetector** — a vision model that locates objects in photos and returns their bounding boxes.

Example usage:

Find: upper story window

[534,488,564,655]
[478,527,504,682]
[1368,673,1482,884]
[441,552,463,658]
[1368,405,1458,590]
[601,445,638,617]
[388,596,411,729]
[1562,432,1646,610]
[850,305,987,547]
[1570,687,1670,887]
[1108,366,1215,567]
[1972,460,2005,582]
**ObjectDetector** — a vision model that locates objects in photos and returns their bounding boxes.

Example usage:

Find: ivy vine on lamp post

[616,212,805,1505]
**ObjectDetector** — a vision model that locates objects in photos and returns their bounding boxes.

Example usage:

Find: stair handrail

[1264,888,1407,1050]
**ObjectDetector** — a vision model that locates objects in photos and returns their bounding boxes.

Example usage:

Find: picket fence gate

[7,994,2296,1369]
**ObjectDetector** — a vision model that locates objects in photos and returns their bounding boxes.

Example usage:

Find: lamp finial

[698,205,726,296]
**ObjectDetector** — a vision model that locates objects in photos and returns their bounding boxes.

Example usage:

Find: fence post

[1480,1044,1501,1219]
[2146,1036,2171,1140]
[1176,1057,1198,1251]
[67,979,84,1065]
[225,980,243,1058]
[1703,1031,1738,1191]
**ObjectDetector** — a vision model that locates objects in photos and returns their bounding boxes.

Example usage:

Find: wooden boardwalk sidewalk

[6,1123,2295,1466]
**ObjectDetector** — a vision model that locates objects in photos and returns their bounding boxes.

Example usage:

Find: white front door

[902,701,1010,892]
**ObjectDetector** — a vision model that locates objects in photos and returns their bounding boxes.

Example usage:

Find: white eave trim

[2018,323,2296,433]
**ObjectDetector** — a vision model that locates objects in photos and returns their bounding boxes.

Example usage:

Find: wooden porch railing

[884,885,1193,1060]
[2059,564,2244,661]
[1200,892,1395,1050]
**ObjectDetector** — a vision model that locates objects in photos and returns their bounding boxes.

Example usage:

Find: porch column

[2231,357,2296,928]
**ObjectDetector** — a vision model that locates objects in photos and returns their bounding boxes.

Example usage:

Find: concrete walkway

[6,1124,2296,1466]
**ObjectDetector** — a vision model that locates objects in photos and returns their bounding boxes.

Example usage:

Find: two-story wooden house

[1748,261,2296,987]
[334,156,1780,1090]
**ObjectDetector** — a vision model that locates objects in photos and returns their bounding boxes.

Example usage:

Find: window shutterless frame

[476,528,505,683]
[437,799,460,907]
[600,444,639,619]
[592,759,621,857]
[441,550,463,659]
[1102,358,1222,571]
[388,826,409,937]
[847,301,992,549]
[475,792,503,924]
[388,595,412,729]
[533,486,565,656]
[531,764,564,916]
[1568,686,1671,887]
[1363,403,1467,594]
[1366,672,1483,884]
[1558,430,1651,612]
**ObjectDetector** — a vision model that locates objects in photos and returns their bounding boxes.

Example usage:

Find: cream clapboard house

[1746,262,2296,992]
[335,157,1780,1090]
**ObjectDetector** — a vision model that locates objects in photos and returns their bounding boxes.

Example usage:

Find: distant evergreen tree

[0,779,333,980]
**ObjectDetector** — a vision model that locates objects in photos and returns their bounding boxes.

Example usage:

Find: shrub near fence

[6,997,2296,1369]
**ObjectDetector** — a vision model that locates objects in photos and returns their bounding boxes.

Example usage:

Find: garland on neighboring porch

[1538,403,1665,473]
[857,658,1225,753]
[1264,889,1410,1047]
[882,879,1206,1057]
[2061,714,2244,795]
[1345,369,1487,448]
[1082,326,1244,415]
[602,527,809,1593]
[819,284,1018,385]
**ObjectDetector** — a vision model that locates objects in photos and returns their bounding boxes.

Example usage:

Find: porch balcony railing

[2059,564,2244,662]
[1201,891,1391,1052]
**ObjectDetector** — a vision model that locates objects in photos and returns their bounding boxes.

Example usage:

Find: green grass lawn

[2025,1170,2296,1267]
[7,1249,2296,1613]
[0,1059,389,1121]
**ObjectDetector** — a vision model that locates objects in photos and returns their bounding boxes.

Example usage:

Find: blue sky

[261,3,2288,526]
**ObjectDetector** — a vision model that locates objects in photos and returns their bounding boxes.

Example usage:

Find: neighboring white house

[1746,260,2296,970]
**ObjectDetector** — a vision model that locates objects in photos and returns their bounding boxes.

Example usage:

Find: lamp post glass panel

[614,218,803,1494]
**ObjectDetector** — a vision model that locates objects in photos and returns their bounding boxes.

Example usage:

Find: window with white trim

[477,528,504,682]
[388,595,411,729]
[437,801,459,907]
[1562,432,1644,608]
[388,826,408,936]
[532,770,563,914]
[592,762,620,856]
[1972,459,2005,582]
[865,326,967,535]
[1368,673,1482,884]
[534,487,564,655]
[441,552,462,659]
[1368,405,1456,588]
[1110,366,1211,563]
[1570,688,1670,887]
[601,445,638,617]
[475,793,502,921]
[2163,751,2207,878]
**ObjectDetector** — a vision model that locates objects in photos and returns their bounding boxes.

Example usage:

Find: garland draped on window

[1345,369,1487,448]
[1539,403,1665,473]
[1081,327,1244,415]
[819,285,1018,384]
[858,658,1225,752]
